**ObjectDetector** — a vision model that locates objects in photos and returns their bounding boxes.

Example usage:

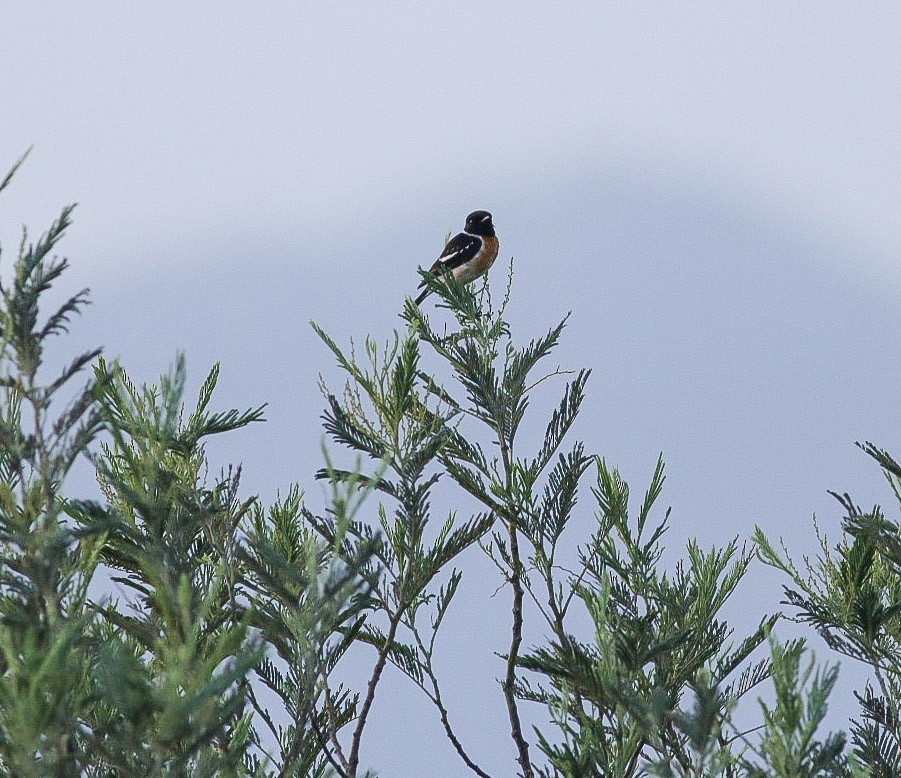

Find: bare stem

[498,431,533,778]
[346,609,403,777]
[411,624,494,778]
[502,519,533,778]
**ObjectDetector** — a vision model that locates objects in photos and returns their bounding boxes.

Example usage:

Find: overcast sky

[3,4,901,775]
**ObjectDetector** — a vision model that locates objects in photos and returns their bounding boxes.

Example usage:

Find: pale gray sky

[3,4,901,775]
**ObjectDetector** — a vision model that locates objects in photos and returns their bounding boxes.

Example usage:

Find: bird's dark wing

[427,232,481,273]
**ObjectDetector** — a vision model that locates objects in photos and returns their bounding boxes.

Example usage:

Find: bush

[1,155,899,776]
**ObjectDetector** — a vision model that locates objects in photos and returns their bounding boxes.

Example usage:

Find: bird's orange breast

[453,235,499,284]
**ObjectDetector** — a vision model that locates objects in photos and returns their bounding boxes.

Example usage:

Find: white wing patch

[438,245,467,264]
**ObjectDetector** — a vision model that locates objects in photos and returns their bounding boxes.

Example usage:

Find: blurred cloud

[3,4,901,281]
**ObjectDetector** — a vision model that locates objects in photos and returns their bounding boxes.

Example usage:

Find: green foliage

[740,640,847,778]
[520,458,774,777]
[755,441,901,777]
[0,156,378,777]
[242,479,377,777]
[0,151,104,775]
[310,306,498,776]
[405,267,593,778]
[76,356,265,776]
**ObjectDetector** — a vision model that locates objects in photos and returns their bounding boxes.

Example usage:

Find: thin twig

[410,623,495,778]
[524,367,576,395]
[346,609,403,776]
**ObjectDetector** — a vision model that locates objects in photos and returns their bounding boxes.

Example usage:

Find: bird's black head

[465,210,495,237]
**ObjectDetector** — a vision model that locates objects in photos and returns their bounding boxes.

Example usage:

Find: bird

[415,210,499,305]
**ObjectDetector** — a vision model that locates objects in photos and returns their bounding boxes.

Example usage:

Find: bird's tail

[414,286,430,305]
